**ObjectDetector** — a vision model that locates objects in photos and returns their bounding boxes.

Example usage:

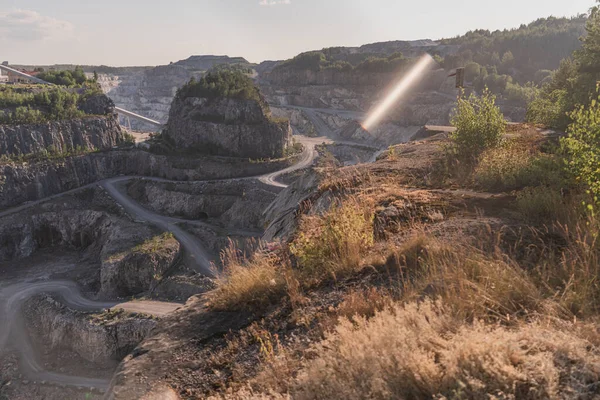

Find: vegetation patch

[0,144,98,166]
[176,70,263,104]
[0,79,104,125]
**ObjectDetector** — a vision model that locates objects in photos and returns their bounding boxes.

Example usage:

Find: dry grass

[516,186,566,224]
[208,242,288,311]
[387,234,549,322]
[335,287,395,320]
[292,301,600,400]
[290,197,374,284]
[209,196,375,311]
[533,216,600,318]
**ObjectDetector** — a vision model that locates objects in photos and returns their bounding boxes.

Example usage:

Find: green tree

[571,2,600,107]
[450,89,506,163]
[562,94,600,202]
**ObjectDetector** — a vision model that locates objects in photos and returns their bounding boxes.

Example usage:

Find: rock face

[0,149,292,210]
[166,96,292,158]
[0,187,174,295]
[100,235,181,298]
[24,295,156,365]
[0,114,125,156]
[126,178,279,230]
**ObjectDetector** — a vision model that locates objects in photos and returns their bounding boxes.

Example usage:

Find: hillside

[440,16,587,83]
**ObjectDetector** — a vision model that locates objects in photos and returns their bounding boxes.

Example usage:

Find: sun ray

[362,54,435,131]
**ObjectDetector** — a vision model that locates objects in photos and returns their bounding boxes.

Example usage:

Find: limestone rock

[0,114,125,156]
[24,295,156,366]
[165,96,292,159]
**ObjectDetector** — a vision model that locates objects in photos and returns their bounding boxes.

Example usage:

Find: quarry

[2,10,600,400]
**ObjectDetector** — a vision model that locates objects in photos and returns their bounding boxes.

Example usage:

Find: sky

[0,0,595,66]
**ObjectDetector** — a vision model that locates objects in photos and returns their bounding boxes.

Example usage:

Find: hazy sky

[0,0,594,66]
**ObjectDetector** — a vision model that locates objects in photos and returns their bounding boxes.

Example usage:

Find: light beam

[362,54,435,131]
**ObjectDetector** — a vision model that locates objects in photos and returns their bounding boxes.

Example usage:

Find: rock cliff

[0,92,126,156]
[166,96,292,158]
[0,115,125,156]
[0,149,293,210]
[126,178,279,230]
[24,295,156,365]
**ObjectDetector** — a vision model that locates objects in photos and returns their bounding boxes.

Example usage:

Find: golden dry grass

[290,197,374,284]
[293,301,600,400]
[209,196,375,311]
[207,242,288,311]
[474,140,563,192]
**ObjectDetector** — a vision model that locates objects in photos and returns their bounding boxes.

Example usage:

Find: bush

[526,89,569,128]
[562,96,600,203]
[450,89,506,163]
[504,81,538,105]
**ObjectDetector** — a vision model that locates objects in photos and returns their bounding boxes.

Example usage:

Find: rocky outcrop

[166,96,292,158]
[263,171,324,242]
[24,295,156,365]
[0,115,125,156]
[0,210,114,262]
[100,235,181,298]
[0,149,293,210]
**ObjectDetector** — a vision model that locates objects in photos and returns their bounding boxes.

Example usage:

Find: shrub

[293,301,600,400]
[450,89,506,163]
[562,96,600,203]
[526,89,569,128]
[290,198,374,283]
[504,81,538,105]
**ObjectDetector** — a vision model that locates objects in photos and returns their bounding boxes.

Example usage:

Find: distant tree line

[440,16,586,83]
[275,51,412,74]
[36,66,91,87]
[527,3,600,130]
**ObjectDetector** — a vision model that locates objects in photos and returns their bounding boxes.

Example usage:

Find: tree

[562,94,600,202]
[571,2,600,107]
